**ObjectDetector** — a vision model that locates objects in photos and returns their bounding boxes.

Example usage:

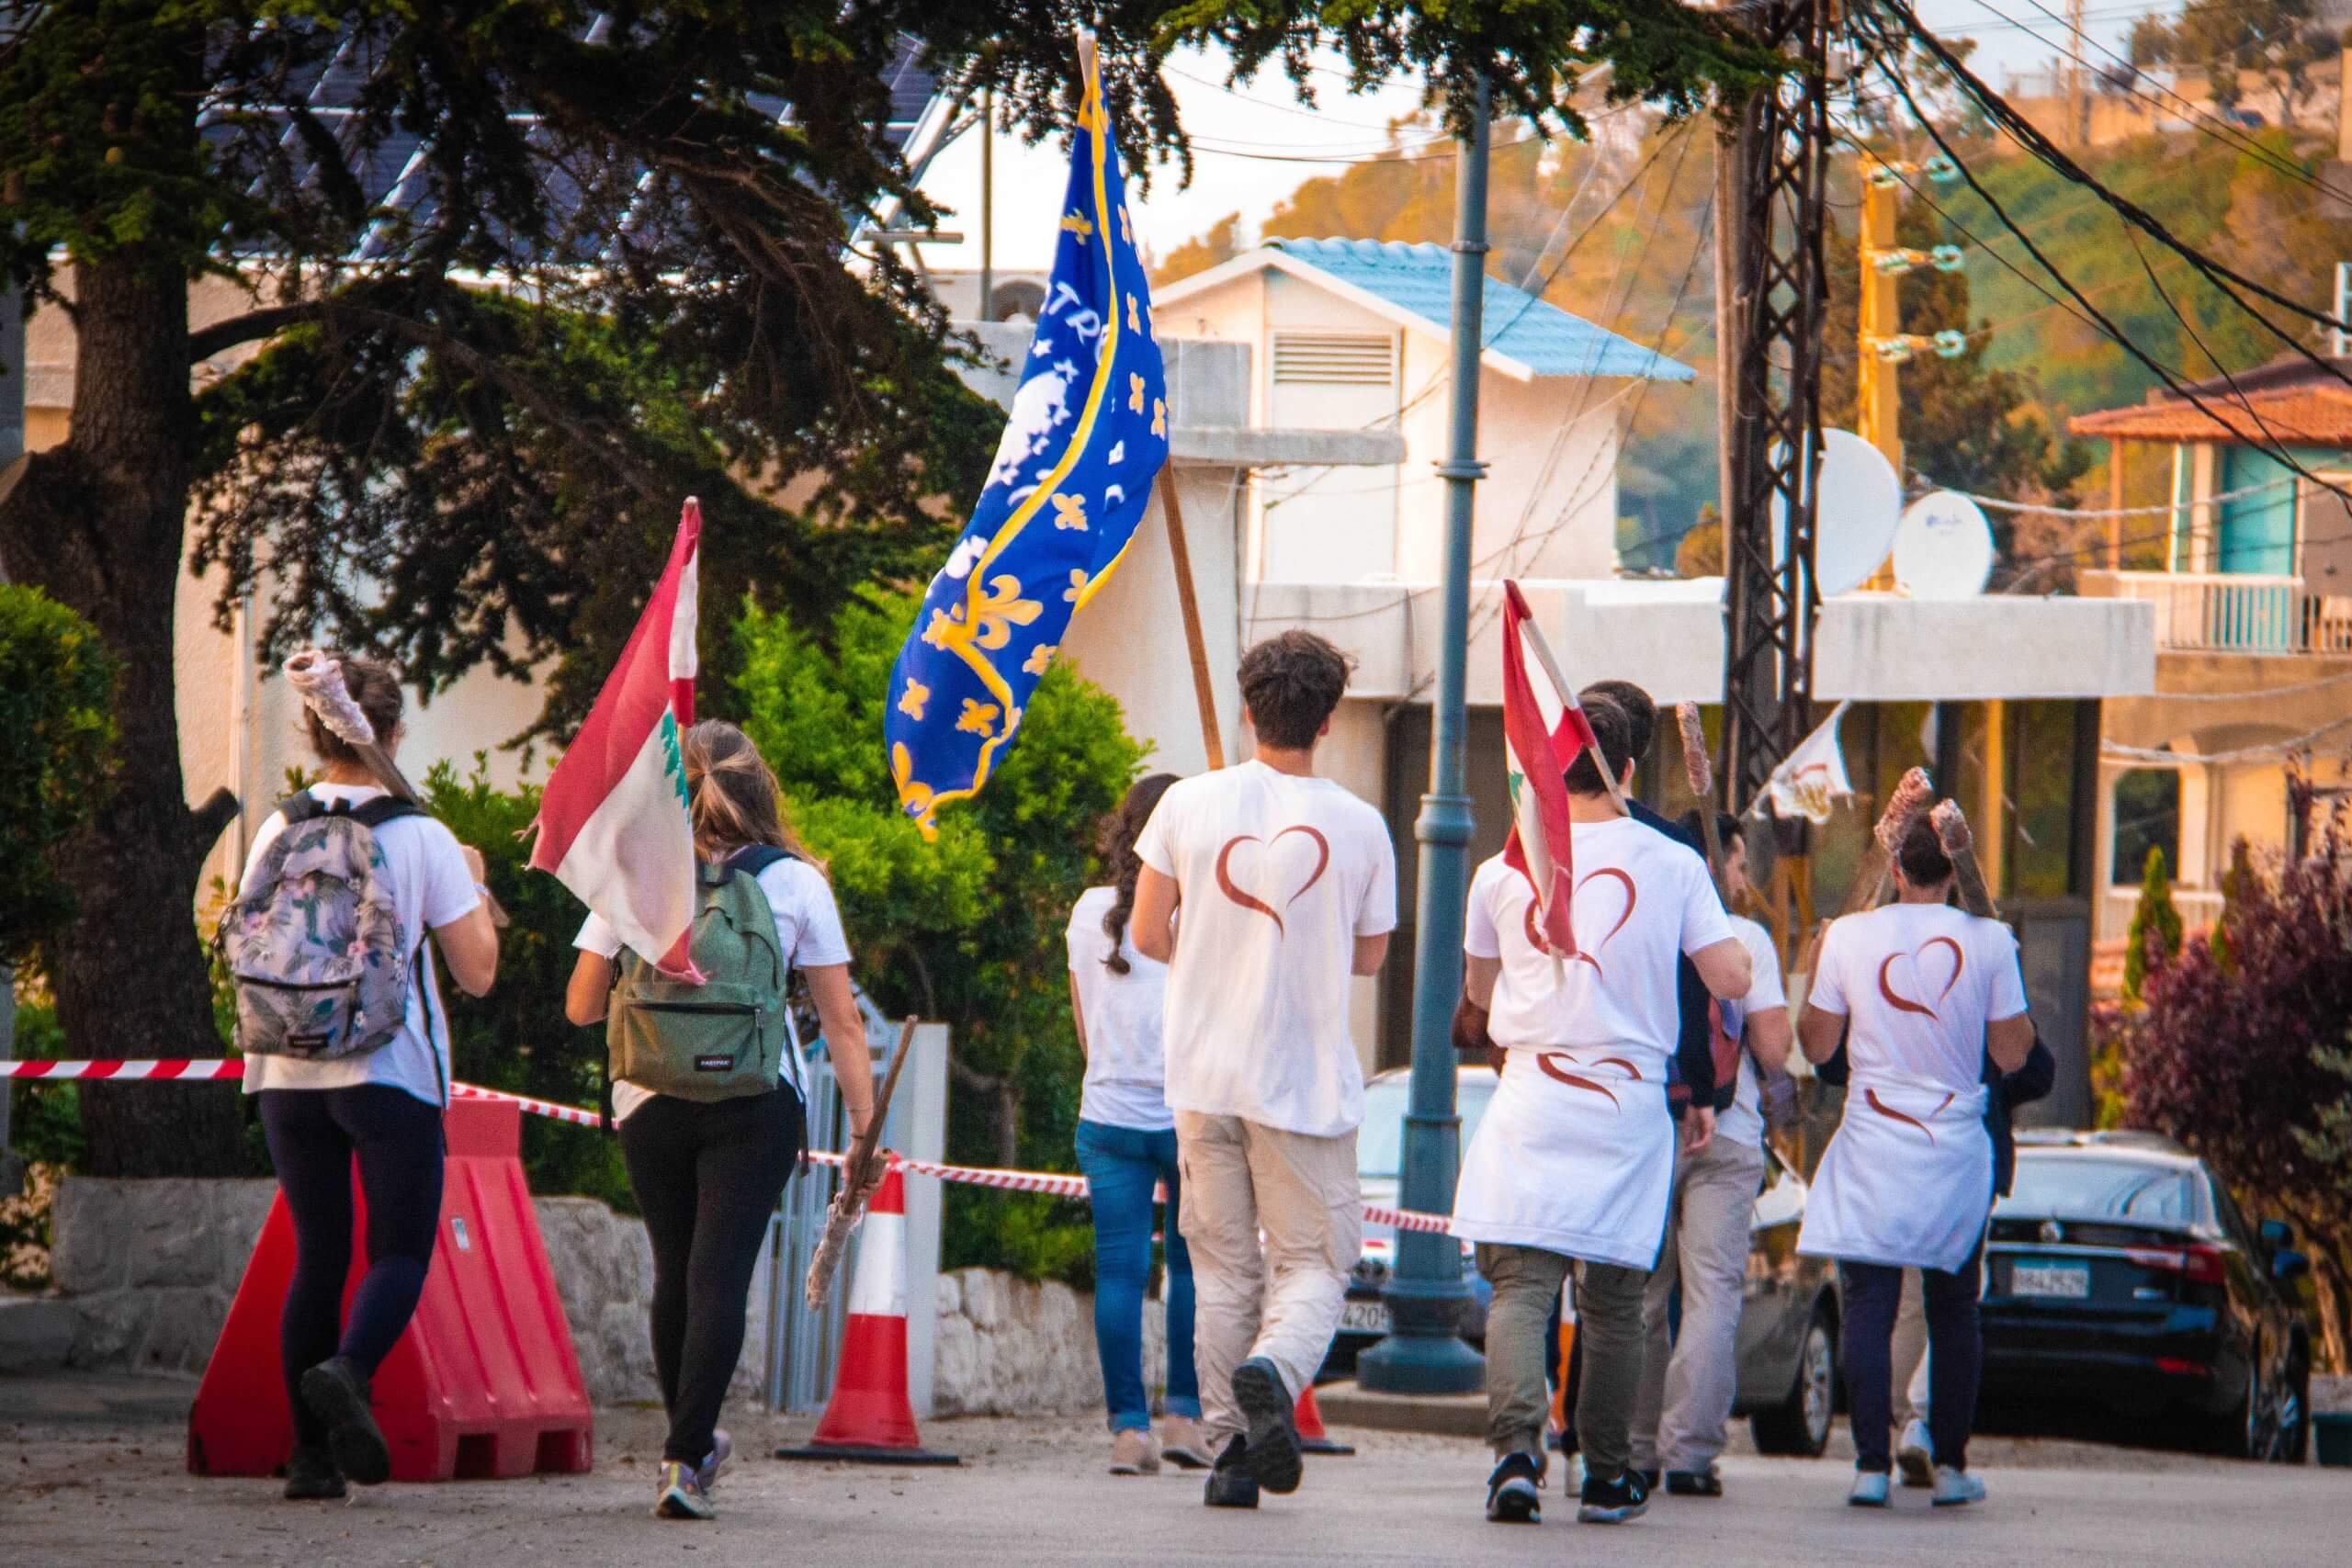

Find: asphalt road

[4,1376,2341,1567]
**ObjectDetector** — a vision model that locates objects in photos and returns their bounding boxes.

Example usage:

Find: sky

[910,3,2182,276]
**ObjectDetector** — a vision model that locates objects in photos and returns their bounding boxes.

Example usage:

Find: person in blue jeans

[1068,773,1206,1475]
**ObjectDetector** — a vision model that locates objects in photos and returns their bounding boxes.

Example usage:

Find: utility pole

[1858,173,1901,480]
[978,87,994,321]
[1357,73,1489,1398]
[0,276,19,1180]
[2064,0,2090,148]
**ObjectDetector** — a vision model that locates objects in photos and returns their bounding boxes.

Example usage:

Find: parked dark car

[1326,1066,1841,1457]
[1982,1129,2312,1461]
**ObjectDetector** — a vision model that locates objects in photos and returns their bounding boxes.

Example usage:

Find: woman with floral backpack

[224,655,501,1502]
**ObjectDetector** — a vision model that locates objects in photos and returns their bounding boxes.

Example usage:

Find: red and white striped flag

[527,498,703,977]
[1500,581,1598,957]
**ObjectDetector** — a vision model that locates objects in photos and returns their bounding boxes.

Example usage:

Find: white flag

[1754,700,1855,825]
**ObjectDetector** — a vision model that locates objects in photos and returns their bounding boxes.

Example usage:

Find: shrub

[0,586,118,963]
[2121,843,2182,1003]
[731,592,1142,1282]
[2124,772,2352,1371]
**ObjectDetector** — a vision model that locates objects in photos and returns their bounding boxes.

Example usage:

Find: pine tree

[2123,844,2185,1004]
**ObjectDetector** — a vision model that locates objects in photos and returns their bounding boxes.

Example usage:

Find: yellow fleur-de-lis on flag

[1126,295,1139,333]
[1023,644,1056,676]
[1128,373,1145,414]
[1060,210,1093,240]
[956,699,1000,737]
[969,573,1043,649]
[1118,205,1132,244]
[897,679,930,721]
[921,607,958,650]
[1151,398,1167,438]
[1052,494,1089,531]
[1065,569,1090,604]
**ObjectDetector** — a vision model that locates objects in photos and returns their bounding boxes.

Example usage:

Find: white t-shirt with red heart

[1805,902,2029,1095]
[1451,820,1736,1268]
[1135,759,1397,1138]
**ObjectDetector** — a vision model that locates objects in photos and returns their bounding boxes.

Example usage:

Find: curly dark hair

[1097,773,1180,976]
[1238,630,1352,750]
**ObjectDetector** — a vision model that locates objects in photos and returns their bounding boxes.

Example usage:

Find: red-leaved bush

[2123,769,2352,1371]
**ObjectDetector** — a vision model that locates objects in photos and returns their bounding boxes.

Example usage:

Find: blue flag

[887,36,1168,838]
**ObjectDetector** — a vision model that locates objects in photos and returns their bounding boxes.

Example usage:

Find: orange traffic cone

[775,1168,958,1465]
[1295,1383,1355,1457]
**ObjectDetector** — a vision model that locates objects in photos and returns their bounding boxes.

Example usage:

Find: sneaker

[1576,1468,1649,1524]
[300,1356,390,1486]
[1230,1358,1302,1495]
[1485,1451,1544,1524]
[1896,1418,1935,1487]
[1204,1436,1260,1509]
[1665,1467,1724,1497]
[1109,1427,1162,1475]
[281,1444,345,1501]
[654,1460,715,1520]
[1634,1467,1660,1490]
[1932,1464,1986,1507]
[1849,1470,1892,1508]
[1159,1416,1213,1471]
[696,1428,732,1493]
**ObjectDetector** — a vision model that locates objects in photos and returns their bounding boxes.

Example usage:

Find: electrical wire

[2102,713,2352,766]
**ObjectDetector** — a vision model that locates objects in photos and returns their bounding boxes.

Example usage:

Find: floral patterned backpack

[220,794,429,1067]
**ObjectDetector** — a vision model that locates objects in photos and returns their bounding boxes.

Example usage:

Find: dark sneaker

[1577,1467,1650,1524]
[1204,1436,1260,1509]
[1230,1359,1302,1495]
[654,1460,715,1520]
[300,1356,390,1486]
[1485,1451,1543,1523]
[1634,1467,1660,1490]
[1666,1468,1723,1497]
[281,1444,345,1501]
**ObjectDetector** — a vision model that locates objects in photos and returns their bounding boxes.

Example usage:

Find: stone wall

[931,1267,1169,1419]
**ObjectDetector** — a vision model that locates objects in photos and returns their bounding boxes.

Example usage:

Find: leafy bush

[2124,773,2352,1371]
[0,585,118,963]
[731,592,1141,1282]
[2122,844,2182,1003]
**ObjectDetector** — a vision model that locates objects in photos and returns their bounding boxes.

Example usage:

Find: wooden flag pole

[1156,469,1225,772]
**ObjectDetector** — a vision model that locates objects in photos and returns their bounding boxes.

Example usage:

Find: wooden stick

[1156,469,1225,772]
[1510,602,1629,818]
[1676,702,1726,895]
[804,1016,919,1309]
[1931,799,1998,918]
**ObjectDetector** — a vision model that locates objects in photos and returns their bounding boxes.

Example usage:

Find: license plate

[1338,1299,1391,1335]
[2012,1259,2090,1298]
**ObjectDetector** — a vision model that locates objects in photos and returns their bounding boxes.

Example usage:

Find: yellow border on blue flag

[914,37,1139,832]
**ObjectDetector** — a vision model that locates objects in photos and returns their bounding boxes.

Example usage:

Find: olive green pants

[1477,1242,1649,1479]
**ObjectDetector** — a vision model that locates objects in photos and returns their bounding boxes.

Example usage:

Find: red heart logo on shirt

[1536,1050,1644,1110]
[1877,936,1964,1020]
[1215,825,1331,937]
[1524,867,1638,976]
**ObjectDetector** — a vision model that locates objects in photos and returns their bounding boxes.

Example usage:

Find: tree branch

[188,303,324,364]
[187,787,241,861]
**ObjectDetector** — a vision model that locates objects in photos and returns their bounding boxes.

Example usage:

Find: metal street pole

[1357,75,1489,1396]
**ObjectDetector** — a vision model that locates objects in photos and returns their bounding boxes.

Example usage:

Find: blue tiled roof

[1265,237,1694,382]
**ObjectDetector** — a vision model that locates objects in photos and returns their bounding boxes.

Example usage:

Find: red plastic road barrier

[187,1095,594,1483]
[775,1167,958,1465]
[1295,1383,1356,1456]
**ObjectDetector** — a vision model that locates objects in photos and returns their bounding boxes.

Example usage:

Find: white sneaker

[1109,1427,1161,1475]
[1849,1471,1892,1508]
[1932,1464,1985,1506]
[1896,1419,1934,1487]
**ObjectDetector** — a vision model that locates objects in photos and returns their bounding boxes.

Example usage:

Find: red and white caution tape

[2,1060,1457,1234]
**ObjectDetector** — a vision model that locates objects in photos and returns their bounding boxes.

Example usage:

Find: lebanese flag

[1500,581,1597,957]
[527,498,703,978]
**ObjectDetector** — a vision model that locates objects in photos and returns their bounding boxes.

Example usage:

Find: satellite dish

[1769,429,1904,595]
[1894,490,1996,600]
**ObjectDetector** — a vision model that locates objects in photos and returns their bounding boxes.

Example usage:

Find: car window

[2001,1156,2200,1223]
[2207,1178,2256,1252]
[1357,1075,1496,1179]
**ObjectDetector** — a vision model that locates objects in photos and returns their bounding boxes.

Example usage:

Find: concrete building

[2072,355,2352,988]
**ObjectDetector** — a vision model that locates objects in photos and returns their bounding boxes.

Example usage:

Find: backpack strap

[349,796,427,829]
[275,792,323,826]
[724,844,794,881]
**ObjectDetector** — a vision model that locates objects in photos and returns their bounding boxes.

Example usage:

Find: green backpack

[606,846,796,1102]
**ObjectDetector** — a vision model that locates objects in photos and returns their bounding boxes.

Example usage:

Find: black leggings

[1840,1236,1986,1473]
[257,1086,446,1448]
[617,1087,804,1463]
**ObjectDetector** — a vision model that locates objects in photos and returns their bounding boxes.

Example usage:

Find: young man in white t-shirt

[1629,812,1792,1498]
[1130,630,1396,1509]
[1796,814,2033,1509]
[1452,696,1752,1527]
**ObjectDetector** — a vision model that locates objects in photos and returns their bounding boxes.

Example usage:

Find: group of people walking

[232,629,2038,1527]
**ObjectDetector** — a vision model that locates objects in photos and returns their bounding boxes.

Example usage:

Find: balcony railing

[2099,886,2225,947]
[2082,570,2352,654]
